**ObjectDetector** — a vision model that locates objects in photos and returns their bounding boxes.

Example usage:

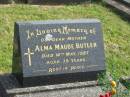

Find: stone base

[104,0,130,19]
[27,0,91,5]
[123,0,130,4]
[14,70,103,87]
[118,0,130,7]
[0,0,27,4]
[0,74,102,97]
[0,0,12,4]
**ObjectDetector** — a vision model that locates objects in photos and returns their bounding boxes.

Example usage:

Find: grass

[0,2,130,79]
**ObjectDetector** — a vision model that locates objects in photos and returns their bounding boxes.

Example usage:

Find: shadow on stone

[0,80,10,97]
[0,73,21,90]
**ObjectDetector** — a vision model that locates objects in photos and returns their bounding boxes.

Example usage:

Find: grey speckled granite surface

[15,86,101,97]
[0,74,102,97]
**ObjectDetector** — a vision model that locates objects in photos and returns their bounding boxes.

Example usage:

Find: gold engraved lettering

[42,53,54,58]
[55,53,64,57]
[57,28,62,33]
[62,26,69,34]
[46,29,50,33]
[46,60,60,65]
[26,30,30,40]
[26,26,96,40]
[55,44,74,50]
[48,67,68,73]
[52,37,65,42]
[48,67,61,72]
[75,42,97,49]
[26,30,35,40]
[43,45,53,51]
[30,32,35,37]
[65,52,76,57]
[49,68,53,72]
[53,29,57,32]
[41,30,46,34]
[71,65,84,70]
[35,42,97,52]
[78,51,89,56]
[36,29,41,37]
[93,42,97,47]
[71,58,86,63]
[67,36,86,41]
[63,58,69,63]
[35,45,41,52]
[90,28,96,34]
[35,45,53,52]
[56,53,61,57]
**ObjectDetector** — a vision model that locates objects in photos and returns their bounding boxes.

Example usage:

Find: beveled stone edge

[7,80,98,95]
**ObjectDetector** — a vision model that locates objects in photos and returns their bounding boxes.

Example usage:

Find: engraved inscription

[22,23,103,75]
[26,26,96,40]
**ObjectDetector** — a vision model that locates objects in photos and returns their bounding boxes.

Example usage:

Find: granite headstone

[12,19,105,87]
